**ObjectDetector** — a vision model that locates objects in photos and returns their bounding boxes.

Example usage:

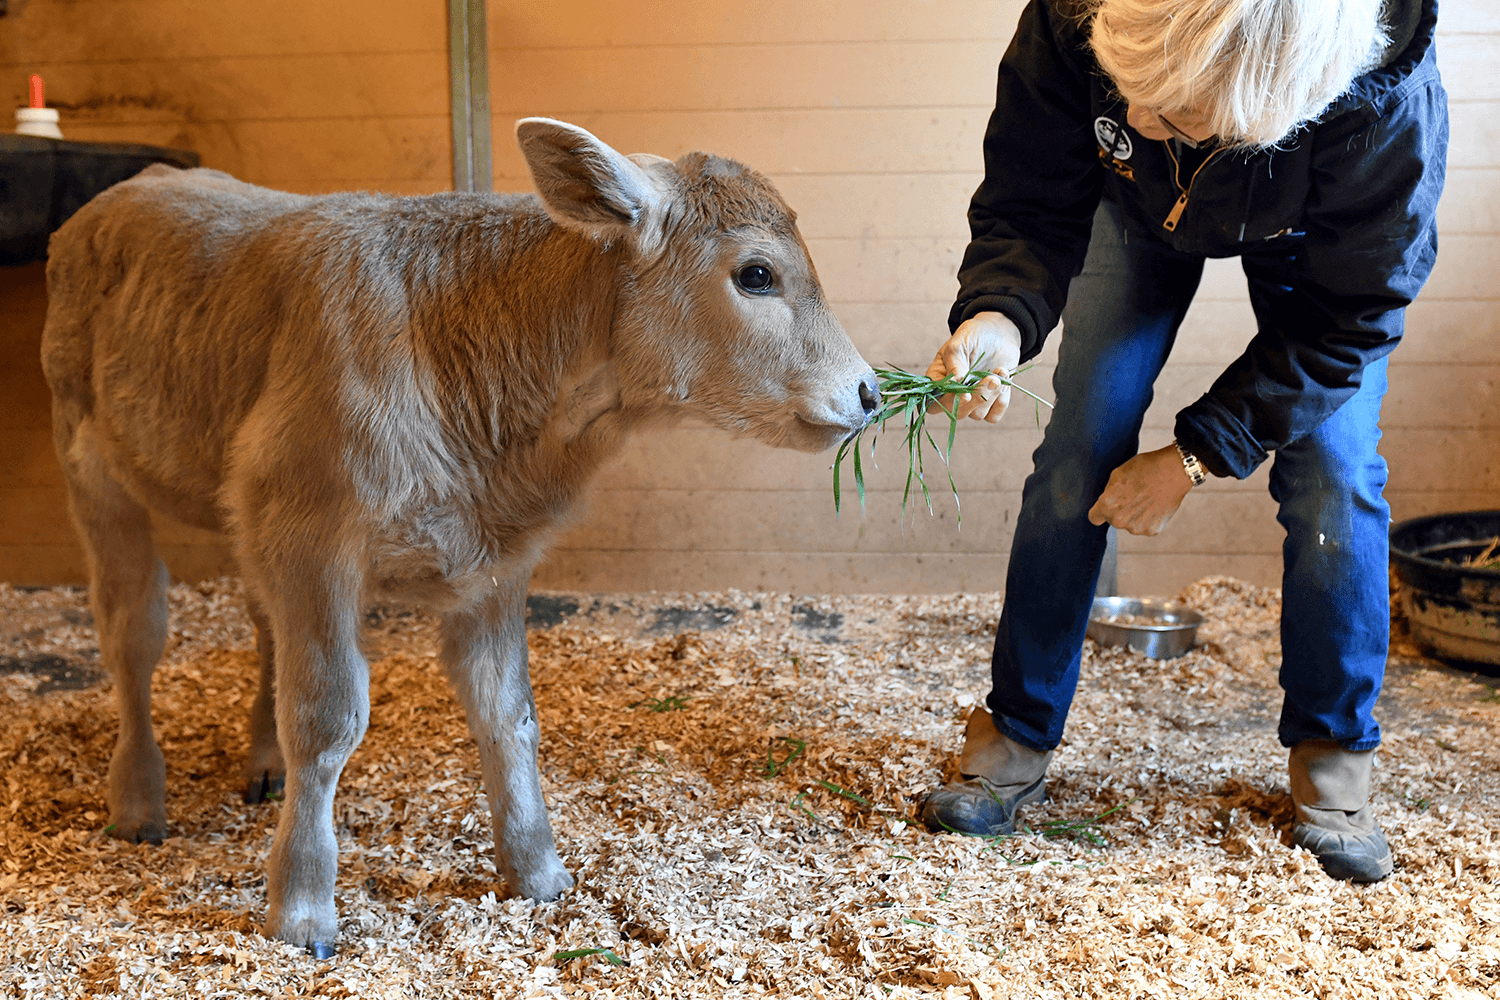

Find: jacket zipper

[1161,142,1224,232]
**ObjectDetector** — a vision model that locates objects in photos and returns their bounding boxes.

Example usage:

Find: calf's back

[43,164,624,566]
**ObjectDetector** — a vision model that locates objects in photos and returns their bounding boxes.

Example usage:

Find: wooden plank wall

[1,0,1496,599]
[0,0,454,194]
[511,0,1500,596]
[0,0,452,583]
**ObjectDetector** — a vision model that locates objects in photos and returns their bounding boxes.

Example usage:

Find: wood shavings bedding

[2,576,1498,999]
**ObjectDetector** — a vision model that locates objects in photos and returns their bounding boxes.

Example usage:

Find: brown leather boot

[1289,739,1393,882]
[921,707,1052,836]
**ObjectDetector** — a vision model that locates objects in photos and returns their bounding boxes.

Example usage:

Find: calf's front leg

[441,573,573,900]
[259,583,369,953]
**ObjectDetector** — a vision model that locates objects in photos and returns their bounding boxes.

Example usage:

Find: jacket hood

[1337,0,1436,113]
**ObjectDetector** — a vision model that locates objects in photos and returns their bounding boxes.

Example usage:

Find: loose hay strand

[1463,535,1500,569]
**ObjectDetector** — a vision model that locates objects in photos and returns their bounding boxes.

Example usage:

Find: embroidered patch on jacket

[1094,116,1132,159]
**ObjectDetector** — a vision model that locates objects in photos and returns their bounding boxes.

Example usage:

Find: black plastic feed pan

[1389,510,1500,673]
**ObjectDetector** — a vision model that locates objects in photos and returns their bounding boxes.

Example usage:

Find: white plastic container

[15,107,63,139]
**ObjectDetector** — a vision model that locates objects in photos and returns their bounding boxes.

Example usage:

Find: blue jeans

[989,201,1390,754]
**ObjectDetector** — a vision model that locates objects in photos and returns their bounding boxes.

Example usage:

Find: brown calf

[41,119,877,951]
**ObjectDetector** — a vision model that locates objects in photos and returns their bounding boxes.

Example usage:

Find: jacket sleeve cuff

[947,295,1042,363]
[1173,394,1270,481]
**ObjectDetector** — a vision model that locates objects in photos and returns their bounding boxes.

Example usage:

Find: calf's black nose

[858,372,880,415]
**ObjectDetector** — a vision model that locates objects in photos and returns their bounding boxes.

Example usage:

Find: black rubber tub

[1390,510,1500,673]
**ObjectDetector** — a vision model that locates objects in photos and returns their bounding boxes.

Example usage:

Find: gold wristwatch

[1173,439,1207,487]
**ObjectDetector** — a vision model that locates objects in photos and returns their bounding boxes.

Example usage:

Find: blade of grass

[832,437,846,516]
[922,423,961,520]
[761,736,807,779]
[813,778,898,814]
[815,778,870,805]
[627,695,690,712]
[945,400,958,460]
[852,430,865,510]
[789,790,820,823]
[553,947,625,966]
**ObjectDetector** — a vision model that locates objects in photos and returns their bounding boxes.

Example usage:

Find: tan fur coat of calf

[41,119,876,951]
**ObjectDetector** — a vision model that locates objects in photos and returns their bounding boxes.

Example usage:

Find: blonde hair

[1089,0,1390,148]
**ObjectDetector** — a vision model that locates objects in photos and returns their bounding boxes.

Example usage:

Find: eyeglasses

[1157,112,1217,149]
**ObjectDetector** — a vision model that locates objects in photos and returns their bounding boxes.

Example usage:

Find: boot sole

[1292,823,1394,882]
[921,776,1047,837]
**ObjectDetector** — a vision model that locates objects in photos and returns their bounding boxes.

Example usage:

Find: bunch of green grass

[1032,794,1139,849]
[833,361,1051,520]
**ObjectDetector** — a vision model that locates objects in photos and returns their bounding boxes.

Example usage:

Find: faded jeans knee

[1270,357,1391,750]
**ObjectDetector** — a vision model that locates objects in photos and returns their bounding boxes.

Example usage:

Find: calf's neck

[41,118,877,951]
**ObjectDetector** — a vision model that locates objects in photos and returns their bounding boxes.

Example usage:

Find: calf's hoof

[511,863,575,902]
[243,770,286,805]
[265,909,339,951]
[105,816,168,845]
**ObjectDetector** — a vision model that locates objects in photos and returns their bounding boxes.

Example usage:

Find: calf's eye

[735,264,774,293]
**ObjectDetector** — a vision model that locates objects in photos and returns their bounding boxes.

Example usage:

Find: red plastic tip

[29,74,45,109]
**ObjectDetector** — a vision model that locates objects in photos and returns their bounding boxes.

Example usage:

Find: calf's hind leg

[57,420,171,843]
[441,573,573,901]
[242,596,286,804]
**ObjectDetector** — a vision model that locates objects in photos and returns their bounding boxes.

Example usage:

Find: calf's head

[517,118,878,451]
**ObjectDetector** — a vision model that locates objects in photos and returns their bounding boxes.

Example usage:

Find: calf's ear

[516,118,664,238]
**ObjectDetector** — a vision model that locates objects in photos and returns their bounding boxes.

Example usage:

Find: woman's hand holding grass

[830,311,1049,520]
[926,312,1024,422]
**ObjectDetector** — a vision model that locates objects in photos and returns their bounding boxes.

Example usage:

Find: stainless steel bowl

[1087,596,1204,660]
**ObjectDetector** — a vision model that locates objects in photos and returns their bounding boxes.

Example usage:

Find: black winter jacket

[950,0,1448,479]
